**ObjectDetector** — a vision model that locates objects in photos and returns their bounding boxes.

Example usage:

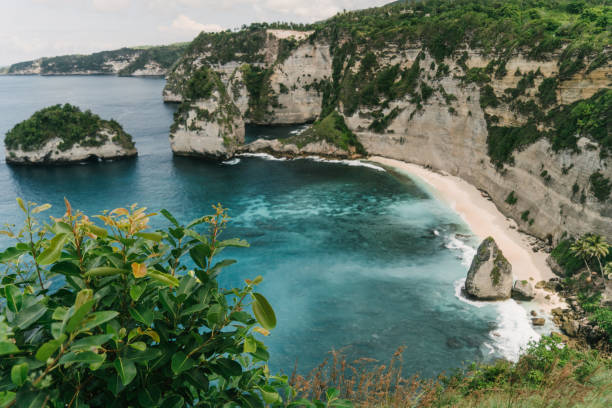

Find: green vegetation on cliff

[4,104,134,152]
[7,44,187,76]
[282,111,365,154]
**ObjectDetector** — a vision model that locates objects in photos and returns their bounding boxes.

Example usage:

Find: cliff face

[5,44,187,77]
[5,129,137,164]
[164,21,611,241]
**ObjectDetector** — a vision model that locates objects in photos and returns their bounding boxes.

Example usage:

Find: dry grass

[289,344,612,408]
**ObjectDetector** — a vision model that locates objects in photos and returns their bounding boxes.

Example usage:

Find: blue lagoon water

[0,76,533,377]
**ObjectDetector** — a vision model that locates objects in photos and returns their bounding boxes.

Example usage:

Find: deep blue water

[0,76,516,378]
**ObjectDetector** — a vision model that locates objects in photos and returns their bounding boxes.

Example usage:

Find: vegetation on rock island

[4,104,135,153]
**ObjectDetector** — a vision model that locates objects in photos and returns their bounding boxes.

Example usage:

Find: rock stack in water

[465,237,513,300]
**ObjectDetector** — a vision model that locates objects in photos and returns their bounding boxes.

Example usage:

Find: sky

[0,0,391,66]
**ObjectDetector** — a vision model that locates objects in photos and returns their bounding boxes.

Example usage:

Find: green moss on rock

[4,104,134,152]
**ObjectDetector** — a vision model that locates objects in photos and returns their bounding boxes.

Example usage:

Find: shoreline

[369,156,566,315]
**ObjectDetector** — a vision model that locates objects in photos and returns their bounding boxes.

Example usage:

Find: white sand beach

[369,156,565,313]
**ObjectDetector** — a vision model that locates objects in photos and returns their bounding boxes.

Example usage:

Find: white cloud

[159,15,223,35]
[92,0,130,12]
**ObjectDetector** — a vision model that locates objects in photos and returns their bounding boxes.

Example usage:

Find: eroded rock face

[164,30,612,241]
[465,237,513,300]
[239,138,354,159]
[170,93,244,161]
[5,130,137,165]
[511,280,535,301]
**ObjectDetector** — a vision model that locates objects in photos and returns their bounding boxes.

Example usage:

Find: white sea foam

[238,152,287,161]
[445,235,476,267]
[239,152,386,171]
[454,277,541,362]
[289,125,309,136]
[222,158,241,165]
[304,156,386,172]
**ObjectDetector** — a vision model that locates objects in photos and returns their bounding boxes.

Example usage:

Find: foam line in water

[222,158,241,165]
[445,235,476,267]
[303,156,386,172]
[239,152,386,171]
[238,153,288,161]
[454,277,540,362]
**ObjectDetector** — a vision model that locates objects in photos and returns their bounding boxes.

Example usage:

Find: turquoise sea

[0,76,538,377]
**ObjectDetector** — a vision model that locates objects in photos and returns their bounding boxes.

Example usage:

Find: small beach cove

[370,156,567,342]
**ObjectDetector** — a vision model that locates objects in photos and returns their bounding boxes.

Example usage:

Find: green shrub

[184,67,217,100]
[505,191,518,205]
[480,85,499,109]
[521,210,531,221]
[285,111,365,154]
[589,171,611,202]
[551,239,584,275]
[4,104,134,152]
[486,122,543,167]
[0,199,295,407]
[537,77,558,108]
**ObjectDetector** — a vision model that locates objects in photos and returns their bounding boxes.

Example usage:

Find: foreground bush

[0,199,318,407]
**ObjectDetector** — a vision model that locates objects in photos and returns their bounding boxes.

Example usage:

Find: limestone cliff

[164,2,611,242]
[169,68,244,160]
[5,133,137,165]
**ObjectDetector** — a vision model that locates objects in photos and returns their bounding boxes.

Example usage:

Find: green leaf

[160,395,184,408]
[37,233,68,265]
[0,247,27,263]
[51,306,68,321]
[207,304,225,327]
[60,351,106,365]
[189,244,210,269]
[184,229,209,245]
[14,302,47,330]
[129,308,154,326]
[135,232,163,242]
[160,209,179,227]
[16,198,26,212]
[66,299,95,333]
[230,311,254,324]
[0,342,21,356]
[257,386,282,404]
[252,293,276,330]
[14,389,48,408]
[130,341,146,352]
[4,285,22,313]
[114,357,137,386]
[138,387,161,407]
[171,352,194,375]
[35,334,67,361]
[10,363,28,386]
[212,358,242,379]
[326,388,340,401]
[70,334,114,351]
[84,223,108,238]
[250,347,269,362]
[218,238,249,248]
[77,311,119,333]
[148,270,179,287]
[50,261,81,277]
[129,284,145,302]
[244,337,257,353]
[84,267,127,278]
